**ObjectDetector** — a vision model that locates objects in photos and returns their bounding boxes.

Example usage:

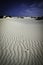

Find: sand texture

[0,18,43,65]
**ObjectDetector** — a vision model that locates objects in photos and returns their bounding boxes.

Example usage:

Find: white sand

[0,18,43,65]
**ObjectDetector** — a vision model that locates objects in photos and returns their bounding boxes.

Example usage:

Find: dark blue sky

[0,0,43,16]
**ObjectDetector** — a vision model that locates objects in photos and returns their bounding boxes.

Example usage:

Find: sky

[0,0,43,16]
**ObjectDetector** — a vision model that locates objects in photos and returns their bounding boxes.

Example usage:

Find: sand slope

[0,18,43,65]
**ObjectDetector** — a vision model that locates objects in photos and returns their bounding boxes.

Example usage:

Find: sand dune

[0,18,43,65]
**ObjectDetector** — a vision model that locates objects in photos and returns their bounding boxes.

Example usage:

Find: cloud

[0,0,43,16]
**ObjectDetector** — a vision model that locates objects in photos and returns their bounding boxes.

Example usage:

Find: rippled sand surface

[0,18,43,65]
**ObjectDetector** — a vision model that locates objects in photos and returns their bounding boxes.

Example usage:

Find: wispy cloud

[0,1,43,16]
